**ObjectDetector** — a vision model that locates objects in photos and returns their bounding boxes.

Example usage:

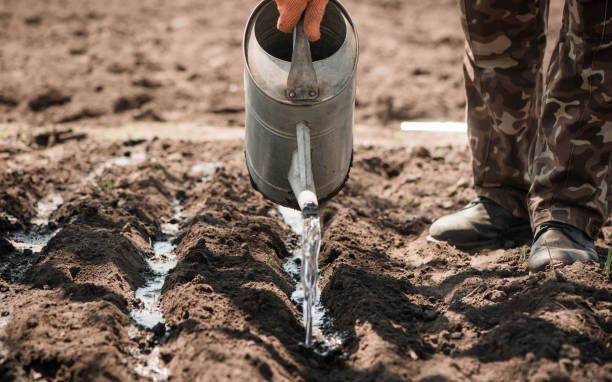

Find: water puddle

[277,206,344,354]
[3,192,63,283]
[0,230,50,332]
[130,238,178,329]
[125,326,170,382]
[79,146,147,192]
[129,201,184,381]
[133,347,169,381]
[94,149,147,177]
[6,231,54,255]
[131,202,182,328]
[190,160,222,182]
[31,192,63,226]
[1,194,62,335]
[3,147,146,278]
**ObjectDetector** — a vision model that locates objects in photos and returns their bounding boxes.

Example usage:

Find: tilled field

[1,0,611,380]
[1,133,611,381]
[0,0,468,128]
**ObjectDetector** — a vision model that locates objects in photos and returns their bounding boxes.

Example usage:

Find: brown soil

[0,0,469,128]
[1,0,610,381]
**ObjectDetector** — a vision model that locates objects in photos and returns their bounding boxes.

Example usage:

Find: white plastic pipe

[400,121,467,133]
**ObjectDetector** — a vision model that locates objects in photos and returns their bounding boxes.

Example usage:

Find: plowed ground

[1,0,611,381]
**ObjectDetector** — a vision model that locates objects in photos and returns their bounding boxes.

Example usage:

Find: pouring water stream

[301,214,321,346]
[278,205,344,353]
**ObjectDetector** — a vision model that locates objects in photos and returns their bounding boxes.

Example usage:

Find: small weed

[19,132,30,145]
[105,175,113,197]
[265,254,272,264]
[519,247,527,263]
[604,247,611,277]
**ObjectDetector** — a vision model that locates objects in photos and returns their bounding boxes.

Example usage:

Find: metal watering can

[243,0,358,215]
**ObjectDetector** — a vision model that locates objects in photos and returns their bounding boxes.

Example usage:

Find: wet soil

[1,0,610,381]
[1,132,611,381]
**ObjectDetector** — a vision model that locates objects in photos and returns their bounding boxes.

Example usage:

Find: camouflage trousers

[459,0,612,239]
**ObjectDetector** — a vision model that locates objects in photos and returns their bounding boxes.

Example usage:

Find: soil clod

[28,89,71,112]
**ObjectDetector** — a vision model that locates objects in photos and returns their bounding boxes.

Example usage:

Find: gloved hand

[275,0,328,42]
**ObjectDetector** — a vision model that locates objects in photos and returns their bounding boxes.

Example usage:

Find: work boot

[528,221,598,273]
[428,196,531,249]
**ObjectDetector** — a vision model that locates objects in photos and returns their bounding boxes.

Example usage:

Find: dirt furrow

[1,137,206,380]
[1,135,611,381]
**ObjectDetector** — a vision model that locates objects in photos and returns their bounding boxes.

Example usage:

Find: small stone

[527,277,538,286]
[560,344,580,359]
[69,266,80,279]
[413,147,431,158]
[485,290,506,302]
[161,352,174,364]
[423,309,438,321]
[258,362,273,379]
[132,298,144,309]
[152,322,166,337]
[559,358,573,373]
[0,237,15,254]
[407,348,419,360]
[441,201,454,209]
[455,178,469,188]
[439,330,450,342]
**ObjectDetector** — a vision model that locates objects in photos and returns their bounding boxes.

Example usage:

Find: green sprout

[604,247,612,277]
[105,175,113,197]
[19,132,30,145]
[265,253,272,264]
[519,247,527,263]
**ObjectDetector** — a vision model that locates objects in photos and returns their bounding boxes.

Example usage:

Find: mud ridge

[0,134,610,381]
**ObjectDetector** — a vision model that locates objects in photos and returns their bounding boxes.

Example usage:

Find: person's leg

[429,0,548,248]
[528,0,612,271]
[461,0,548,218]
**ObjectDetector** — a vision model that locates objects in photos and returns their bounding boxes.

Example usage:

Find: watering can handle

[286,18,319,101]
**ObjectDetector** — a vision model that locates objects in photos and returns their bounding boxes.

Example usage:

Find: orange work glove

[275,0,328,42]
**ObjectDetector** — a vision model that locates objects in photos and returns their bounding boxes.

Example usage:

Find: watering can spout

[288,122,319,218]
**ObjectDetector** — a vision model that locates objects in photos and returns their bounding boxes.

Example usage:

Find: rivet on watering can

[309,90,317,97]
[288,91,296,98]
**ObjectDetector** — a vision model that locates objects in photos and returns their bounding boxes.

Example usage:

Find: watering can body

[243,0,358,209]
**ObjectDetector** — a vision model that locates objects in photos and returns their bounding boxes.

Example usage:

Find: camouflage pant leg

[459,0,549,219]
[529,0,612,239]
